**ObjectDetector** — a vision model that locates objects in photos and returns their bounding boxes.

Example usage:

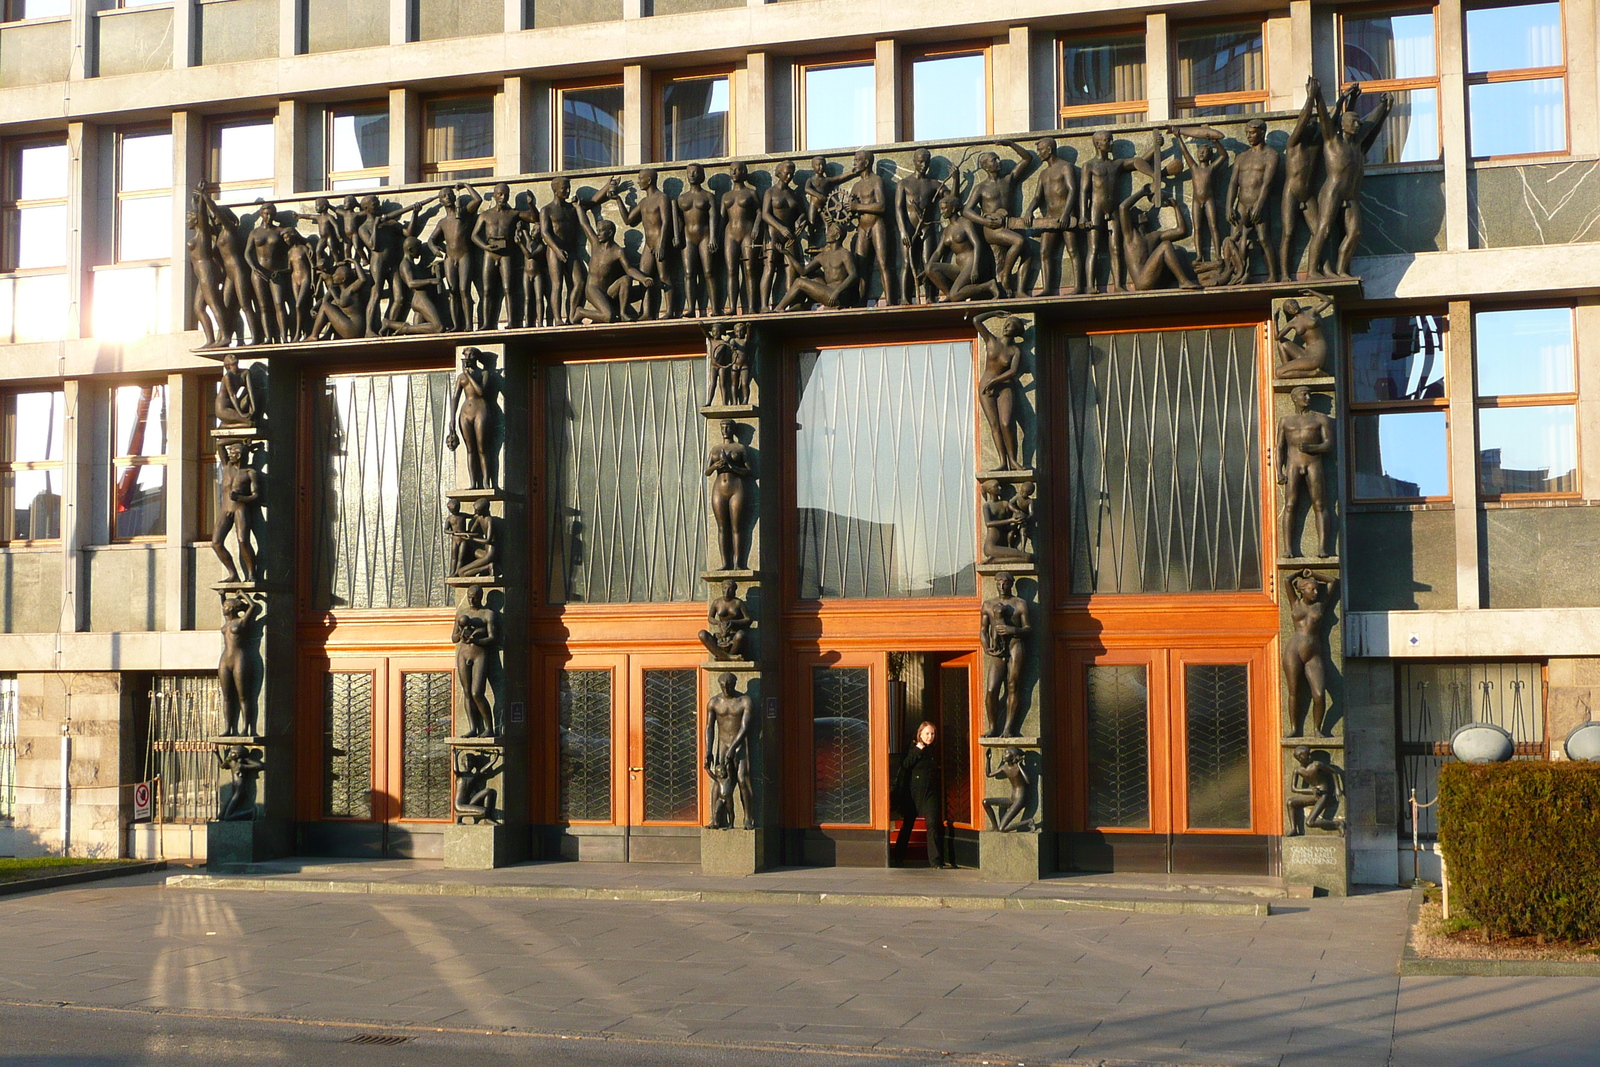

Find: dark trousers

[893,790,944,867]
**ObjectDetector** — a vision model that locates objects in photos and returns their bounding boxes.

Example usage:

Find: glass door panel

[1086,664,1152,829]
[399,671,452,820]
[323,671,376,819]
[812,666,872,826]
[1182,664,1252,830]
[639,668,699,823]
[558,667,614,823]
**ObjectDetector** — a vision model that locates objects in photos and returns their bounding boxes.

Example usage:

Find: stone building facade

[0,0,1594,892]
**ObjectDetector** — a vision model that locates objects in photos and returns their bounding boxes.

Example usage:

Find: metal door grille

[1086,665,1151,829]
[324,672,374,819]
[558,669,613,822]
[142,675,223,822]
[1185,664,1252,830]
[400,672,452,820]
[1398,662,1544,837]
[813,667,872,825]
[1067,327,1261,594]
[641,669,699,822]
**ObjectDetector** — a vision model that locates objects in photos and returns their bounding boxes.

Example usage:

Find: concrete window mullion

[163,372,190,632]
[171,111,204,337]
[65,122,96,343]
[1145,13,1171,123]
[172,0,195,69]
[1447,298,1481,609]
[1437,0,1470,252]
[281,0,304,57]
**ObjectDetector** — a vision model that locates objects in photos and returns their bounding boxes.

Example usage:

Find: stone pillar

[497,75,533,177]
[873,39,901,145]
[622,65,651,166]
[442,344,527,869]
[1144,13,1172,123]
[10,673,129,859]
[1271,294,1349,894]
[974,311,1052,882]
[389,88,420,188]
[700,322,775,875]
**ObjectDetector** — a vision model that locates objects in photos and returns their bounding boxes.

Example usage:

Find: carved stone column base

[700,827,768,876]
[444,823,524,870]
[1281,834,1350,897]
[979,829,1054,883]
[205,818,291,870]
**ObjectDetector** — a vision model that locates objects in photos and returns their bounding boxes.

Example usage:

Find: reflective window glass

[330,109,388,175]
[1349,314,1447,403]
[423,98,494,169]
[1343,11,1437,81]
[16,203,67,269]
[1468,78,1566,156]
[215,121,273,184]
[1478,405,1576,494]
[16,143,66,200]
[112,463,166,539]
[1362,87,1439,163]
[1474,307,1573,396]
[803,63,875,151]
[1352,411,1450,499]
[119,131,172,192]
[660,76,730,161]
[113,383,168,458]
[2,389,64,543]
[1061,35,1146,112]
[560,85,624,171]
[911,53,986,140]
[1174,27,1266,99]
[117,194,171,261]
[1466,1,1563,72]
[5,469,61,540]
[12,390,63,463]
[9,0,70,17]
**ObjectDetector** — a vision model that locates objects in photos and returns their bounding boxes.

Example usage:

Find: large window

[3,1,69,18]
[1474,307,1576,497]
[795,342,975,599]
[1348,313,1450,501]
[2,140,67,271]
[1059,32,1147,127]
[545,358,705,604]
[1,389,64,542]
[907,45,988,140]
[1173,24,1267,117]
[207,117,274,205]
[659,73,731,161]
[1465,1,1565,157]
[326,105,388,190]
[1341,8,1441,163]
[799,57,875,151]
[422,96,494,181]
[1066,327,1262,594]
[558,82,624,171]
[116,129,172,262]
[111,382,168,540]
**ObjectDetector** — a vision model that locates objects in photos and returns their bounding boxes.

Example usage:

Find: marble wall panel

[1470,161,1600,249]
[96,8,174,78]
[1346,509,1456,611]
[1481,505,1600,608]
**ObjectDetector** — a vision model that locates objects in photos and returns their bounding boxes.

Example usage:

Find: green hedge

[1438,761,1600,941]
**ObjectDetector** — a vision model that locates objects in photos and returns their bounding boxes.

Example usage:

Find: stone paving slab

[167,859,1276,916]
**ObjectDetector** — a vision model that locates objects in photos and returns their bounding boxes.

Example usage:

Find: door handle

[629,766,643,772]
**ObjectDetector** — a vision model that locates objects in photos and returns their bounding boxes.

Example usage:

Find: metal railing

[143,675,223,823]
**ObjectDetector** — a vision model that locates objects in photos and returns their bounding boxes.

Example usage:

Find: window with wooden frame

[1464,0,1566,158]
[1058,31,1147,128]
[0,389,65,543]
[111,381,168,541]
[657,70,733,162]
[1,138,67,273]
[421,95,494,181]
[115,128,172,263]
[1172,23,1268,117]
[206,116,275,206]
[1339,5,1442,164]
[1347,312,1451,502]
[1473,306,1577,498]
[325,104,388,191]
[905,42,990,140]
[556,78,625,171]
[798,54,875,152]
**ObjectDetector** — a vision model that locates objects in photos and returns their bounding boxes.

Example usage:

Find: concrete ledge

[0,860,166,897]
[165,872,1270,916]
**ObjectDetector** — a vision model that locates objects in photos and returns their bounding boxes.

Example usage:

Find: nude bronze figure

[721,160,764,316]
[678,163,719,318]
[383,237,448,335]
[705,321,753,407]
[760,160,806,311]
[215,350,259,428]
[699,579,753,662]
[1277,385,1334,558]
[218,594,261,737]
[981,572,1031,738]
[196,187,263,345]
[622,168,678,319]
[775,220,860,311]
[447,347,496,491]
[216,744,265,821]
[1280,82,1324,279]
[211,441,262,583]
[540,176,581,325]
[980,480,1032,564]
[244,202,293,344]
[983,747,1034,832]
[454,748,502,823]
[1024,137,1082,296]
[705,419,752,571]
[574,180,656,324]
[187,206,237,348]
[1286,745,1344,834]
[705,672,756,830]
[845,150,896,305]
[452,586,498,738]
[428,183,482,332]
[472,183,538,329]
[925,194,999,303]
[974,311,1025,471]
[1168,126,1227,263]
[963,141,1036,298]
[803,154,852,245]
[1080,130,1152,293]
[1117,184,1201,292]
[1306,82,1393,278]
[1274,291,1335,378]
[1225,118,1282,281]
[452,499,497,579]
[896,148,945,305]
[1283,570,1332,738]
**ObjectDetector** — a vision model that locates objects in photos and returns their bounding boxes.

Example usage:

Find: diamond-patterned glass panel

[558,669,613,822]
[1086,665,1151,829]
[642,669,699,822]
[546,359,705,603]
[939,666,971,826]
[400,672,453,820]
[1067,328,1261,594]
[1185,664,1251,829]
[1398,661,1543,836]
[796,344,976,599]
[324,672,374,819]
[314,372,457,609]
[813,667,871,825]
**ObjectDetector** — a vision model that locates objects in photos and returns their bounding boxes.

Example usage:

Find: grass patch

[0,857,135,883]
[1413,901,1600,962]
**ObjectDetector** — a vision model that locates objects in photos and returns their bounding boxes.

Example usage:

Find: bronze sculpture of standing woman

[447,347,495,491]
[705,419,752,571]
[974,311,1025,471]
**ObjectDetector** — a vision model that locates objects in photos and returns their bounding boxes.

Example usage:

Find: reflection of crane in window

[115,384,155,517]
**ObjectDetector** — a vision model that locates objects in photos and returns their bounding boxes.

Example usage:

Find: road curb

[0,861,167,898]
[165,873,1271,916]
[1400,884,1600,976]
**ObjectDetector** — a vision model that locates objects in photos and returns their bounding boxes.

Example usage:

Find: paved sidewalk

[0,871,1594,1066]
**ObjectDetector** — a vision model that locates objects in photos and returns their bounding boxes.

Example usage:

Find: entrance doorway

[792,650,979,867]
[547,654,704,862]
[298,657,454,858]
[1063,646,1278,874]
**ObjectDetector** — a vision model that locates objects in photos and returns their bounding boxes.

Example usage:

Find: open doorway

[887,651,979,869]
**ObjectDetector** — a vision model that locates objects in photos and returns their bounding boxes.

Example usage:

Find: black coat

[896,743,941,806]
